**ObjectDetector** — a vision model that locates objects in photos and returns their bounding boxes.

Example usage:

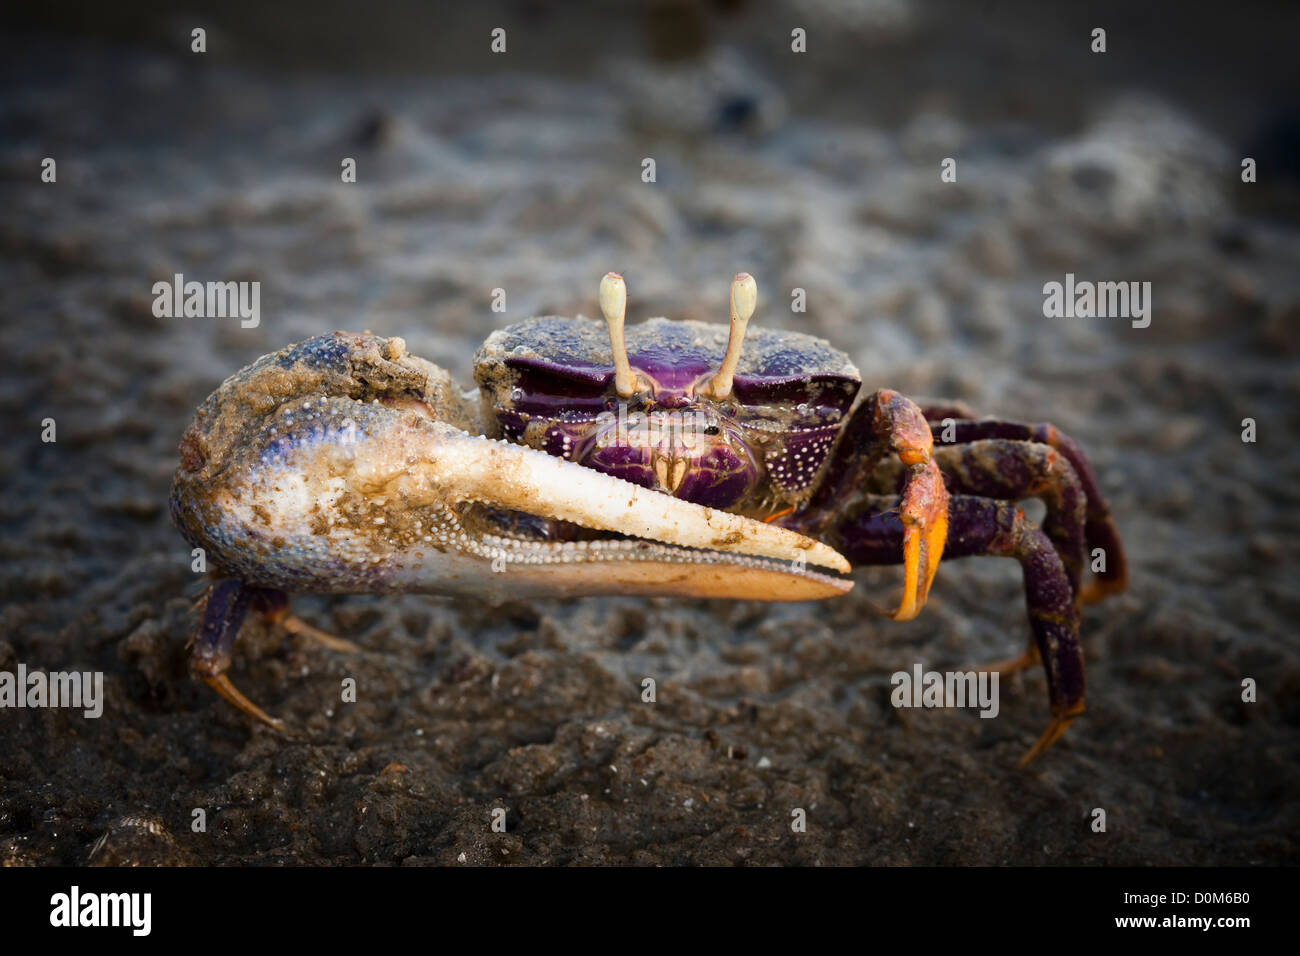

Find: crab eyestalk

[599,272,639,399]
[700,272,757,401]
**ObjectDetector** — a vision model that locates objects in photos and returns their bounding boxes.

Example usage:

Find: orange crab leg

[1019,716,1077,768]
[203,673,288,734]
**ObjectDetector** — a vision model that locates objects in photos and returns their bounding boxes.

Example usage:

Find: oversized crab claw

[172,380,853,609]
[383,419,856,600]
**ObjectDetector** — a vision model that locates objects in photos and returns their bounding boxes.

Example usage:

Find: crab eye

[704,424,720,436]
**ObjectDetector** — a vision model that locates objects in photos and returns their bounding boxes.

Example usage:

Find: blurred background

[0,0,1296,865]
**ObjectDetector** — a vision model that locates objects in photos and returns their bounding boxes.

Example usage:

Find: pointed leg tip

[1017,715,1078,768]
[204,674,290,734]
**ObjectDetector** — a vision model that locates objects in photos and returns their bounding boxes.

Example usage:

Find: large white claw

[423,423,851,575]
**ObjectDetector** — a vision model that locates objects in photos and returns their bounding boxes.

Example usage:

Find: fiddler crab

[171,272,1127,765]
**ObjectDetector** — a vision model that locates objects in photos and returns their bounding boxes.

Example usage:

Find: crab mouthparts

[422,424,853,601]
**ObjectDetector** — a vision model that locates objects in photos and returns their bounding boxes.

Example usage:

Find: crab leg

[921,411,1128,603]
[837,493,1084,765]
[254,589,362,653]
[930,440,1087,601]
[804,389,948,620]
[946,495,1085,766]
[190,581,367,731]
[189,580,288,732]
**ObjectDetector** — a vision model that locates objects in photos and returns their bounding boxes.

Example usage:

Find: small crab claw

[887,457,948,621]
[808,389,949,621]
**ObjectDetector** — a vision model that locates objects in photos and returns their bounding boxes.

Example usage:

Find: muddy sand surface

[1,2,1297,864]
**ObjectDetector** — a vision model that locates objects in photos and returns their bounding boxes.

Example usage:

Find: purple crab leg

[836,493,1084,766]
[190,580,290,732]
[189,582,361,731]
[920,409,1128,603]
[931,440,1087,601]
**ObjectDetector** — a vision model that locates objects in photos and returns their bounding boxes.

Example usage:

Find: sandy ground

[1,1,1297,865]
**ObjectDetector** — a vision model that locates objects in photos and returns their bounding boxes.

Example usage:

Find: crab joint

[700,272,757,401]
[599,272,639,399]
